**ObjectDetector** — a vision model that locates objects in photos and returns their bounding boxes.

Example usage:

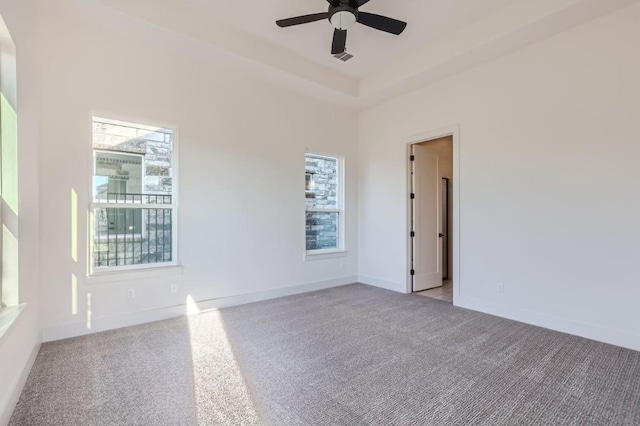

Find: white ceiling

[180,0,513,78]
[101,0,640,108]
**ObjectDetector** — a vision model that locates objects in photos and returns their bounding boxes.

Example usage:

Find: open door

[412,144,443,292]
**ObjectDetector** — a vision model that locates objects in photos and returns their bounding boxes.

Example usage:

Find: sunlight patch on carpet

[187,310,262,425]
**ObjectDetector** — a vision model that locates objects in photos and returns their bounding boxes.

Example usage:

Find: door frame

[406,125,461,303]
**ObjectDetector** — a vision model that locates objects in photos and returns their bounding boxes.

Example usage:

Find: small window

[91,117,176,271]
[305,153,343,252]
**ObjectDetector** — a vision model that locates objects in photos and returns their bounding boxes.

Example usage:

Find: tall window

[1,78,19,308]
[305,153,343,253]
[91,117,176,271]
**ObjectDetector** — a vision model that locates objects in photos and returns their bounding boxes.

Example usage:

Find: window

[91,117,176,271]
[305,153,343,253]
[1,80,19,308]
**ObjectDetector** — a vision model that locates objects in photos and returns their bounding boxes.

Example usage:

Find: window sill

[304,250,348,261]
[86,265,184,284]
[0,304,26,342]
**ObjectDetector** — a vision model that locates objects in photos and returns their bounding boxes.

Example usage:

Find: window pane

[94,151,143,202]
[93,208,173,267]
[305,154,338,210]
[306,211,339,250]
[93,118,173,201]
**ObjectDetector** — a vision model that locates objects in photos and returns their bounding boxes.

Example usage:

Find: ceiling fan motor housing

[328,3,358,30]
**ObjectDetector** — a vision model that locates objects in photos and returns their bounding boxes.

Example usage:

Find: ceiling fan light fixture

[330,11,356,30]
[275,1,407,57]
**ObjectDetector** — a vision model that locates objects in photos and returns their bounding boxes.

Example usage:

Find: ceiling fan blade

[357,12,407,35]
[276,12,328,28]
[355,0,371,6]
[331,29,347,55]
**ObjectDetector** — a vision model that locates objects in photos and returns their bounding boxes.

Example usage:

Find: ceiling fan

[276,0,407,56]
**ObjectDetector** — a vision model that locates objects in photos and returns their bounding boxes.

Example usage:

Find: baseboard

[456,296,640,352]
[193,276,357,312]
[357,275,405,293]
[0,342,40,426]
[42,276,357,343]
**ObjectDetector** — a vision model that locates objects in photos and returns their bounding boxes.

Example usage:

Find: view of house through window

[91,118,176,269]
[305,153,342,252]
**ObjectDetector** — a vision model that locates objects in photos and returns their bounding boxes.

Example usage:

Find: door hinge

[410,155,415,161]
[410,193,415,199]
[410,269,415,276]
[410,231,415,238]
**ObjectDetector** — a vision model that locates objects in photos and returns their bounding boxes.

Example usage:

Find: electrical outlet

[497,283,504,293]
[127,289,135,299]
[171,284,178,294]
[339,262,345,270]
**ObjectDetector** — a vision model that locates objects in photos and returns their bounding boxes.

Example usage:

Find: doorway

[409,134,455,302]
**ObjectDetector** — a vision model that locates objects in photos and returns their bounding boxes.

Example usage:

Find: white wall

[358,3,640,351]
[0,0,42,423]
[36,1,358,341]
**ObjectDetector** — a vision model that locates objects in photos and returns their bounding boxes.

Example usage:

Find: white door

[412,144,443,292]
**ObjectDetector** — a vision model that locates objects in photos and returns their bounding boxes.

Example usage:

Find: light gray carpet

[10,284,640,425]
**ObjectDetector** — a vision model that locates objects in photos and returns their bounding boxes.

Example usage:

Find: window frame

[88,116,179,275]
[304,152,346,259]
